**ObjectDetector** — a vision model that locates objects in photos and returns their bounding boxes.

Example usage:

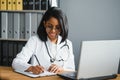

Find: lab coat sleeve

[12,36,37,71]
[63,40,75,71]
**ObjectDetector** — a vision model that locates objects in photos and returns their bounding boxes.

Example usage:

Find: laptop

[58,40,120,80]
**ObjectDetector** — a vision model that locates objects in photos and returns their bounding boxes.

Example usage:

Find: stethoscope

[44,40,70,63]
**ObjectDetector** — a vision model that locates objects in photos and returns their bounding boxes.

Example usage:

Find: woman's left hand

[48,64,64,73]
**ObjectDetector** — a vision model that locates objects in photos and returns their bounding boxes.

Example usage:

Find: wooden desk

[0,66,64,80]
[0,66,120,80]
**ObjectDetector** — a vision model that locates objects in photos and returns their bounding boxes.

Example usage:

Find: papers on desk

[15,70,56,78]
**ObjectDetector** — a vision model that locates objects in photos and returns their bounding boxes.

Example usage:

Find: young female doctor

[12,7,75,74]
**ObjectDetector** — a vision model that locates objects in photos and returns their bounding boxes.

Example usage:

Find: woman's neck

[51,39,57,44]
[50,38,58,44]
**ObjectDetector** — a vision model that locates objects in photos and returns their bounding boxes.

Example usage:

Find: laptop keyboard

[62,72,76,77]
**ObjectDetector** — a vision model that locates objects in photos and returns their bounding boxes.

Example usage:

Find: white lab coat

[12,35,75,71]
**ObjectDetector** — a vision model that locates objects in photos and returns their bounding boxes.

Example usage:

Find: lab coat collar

[47,35,62,45]
[45,35,62,53]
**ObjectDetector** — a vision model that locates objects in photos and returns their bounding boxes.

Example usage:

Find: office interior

[0,0,120,73]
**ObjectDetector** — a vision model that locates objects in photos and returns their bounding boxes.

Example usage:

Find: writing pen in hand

[34,55,44,72]
[34,55,41,66]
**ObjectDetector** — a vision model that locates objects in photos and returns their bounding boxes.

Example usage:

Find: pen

[34,55,41,66]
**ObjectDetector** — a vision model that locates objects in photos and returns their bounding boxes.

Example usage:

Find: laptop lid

[76,40,120,79]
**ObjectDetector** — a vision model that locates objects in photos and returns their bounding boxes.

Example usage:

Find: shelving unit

[0,40,26,66]
[0,10,44,66]
[0,9,46,66]
[0,0,60,67]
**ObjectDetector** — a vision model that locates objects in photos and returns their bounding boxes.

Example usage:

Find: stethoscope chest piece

[50,58,55,63]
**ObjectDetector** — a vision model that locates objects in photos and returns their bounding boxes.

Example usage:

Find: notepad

[15,70,56,78]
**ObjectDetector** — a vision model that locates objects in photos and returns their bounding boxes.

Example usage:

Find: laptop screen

[77,40,120,79]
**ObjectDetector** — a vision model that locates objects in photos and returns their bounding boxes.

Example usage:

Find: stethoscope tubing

[44,41,69,63]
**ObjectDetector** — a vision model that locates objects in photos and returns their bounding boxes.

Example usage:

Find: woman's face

[44,17,61,42]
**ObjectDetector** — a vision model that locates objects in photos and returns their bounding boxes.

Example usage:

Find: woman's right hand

[25,65,44,74]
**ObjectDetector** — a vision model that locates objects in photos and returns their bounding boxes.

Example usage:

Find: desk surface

[0,66,64,80]
[0,66,120,80]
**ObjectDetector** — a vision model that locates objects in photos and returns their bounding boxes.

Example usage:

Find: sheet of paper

[15,70,56,78]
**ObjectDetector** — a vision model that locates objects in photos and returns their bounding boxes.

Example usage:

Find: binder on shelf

[31,13,37,36]
[1,12,8,39]
[14,13,20,39]
[8,41,14,66]
[35,0,41,10]
[7,0,13,10]
[20,13,25,39]
[28,0,35,10]
[0,0,7,10]
[25,13,32,39]
[2,41,9,66]
[18,42,25,53]
[41,0,48,10]
[12,0,16,10]
[8,12,14,39]
[13,42,18,58]
[16,0,23,10]
[23,0,29,10]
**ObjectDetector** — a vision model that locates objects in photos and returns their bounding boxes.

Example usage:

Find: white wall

[60,0,120,69]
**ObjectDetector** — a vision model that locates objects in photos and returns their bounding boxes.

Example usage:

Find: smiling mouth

[50,33,56,37]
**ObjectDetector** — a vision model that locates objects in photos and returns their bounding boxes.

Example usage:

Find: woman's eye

[48,26,53,29]
[56,26,60,30]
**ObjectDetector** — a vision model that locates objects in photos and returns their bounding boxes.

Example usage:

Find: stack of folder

[0,0,59,40]
[0,0,58,10]
[1,12,43,40]
[0,0,23,10]
[0,40,26,66]
[0,0,59,11]
[23,0,51,10]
